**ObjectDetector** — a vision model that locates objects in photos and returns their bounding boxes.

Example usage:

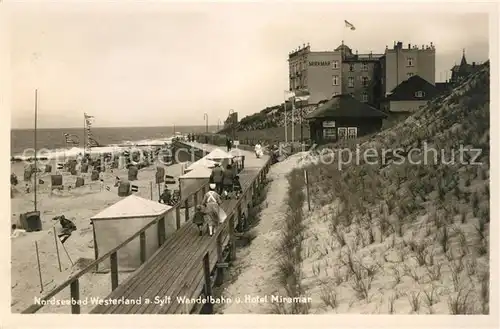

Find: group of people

[209,162,242,198]
[191,160,245,236]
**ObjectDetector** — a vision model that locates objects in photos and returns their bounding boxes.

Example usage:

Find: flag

[84,113,95,126]
[87,137,100,148]
[294,89,310,101]
[131,184,139,192]
[64,133,80,145]
[344,20,356,30]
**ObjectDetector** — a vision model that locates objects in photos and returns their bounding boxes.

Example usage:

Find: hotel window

[407,72,414,79]
[332,75,339,86]
[348,77,354,88]
[362,63,369,71]
[323,128,336,139]
[349,64,355,72]
[338,127,347,140]
[361,92,368,102]
[407,57,414,67]
[415,91,425,98]
[347,127,358,139]
[332,60,339,69]
[362,76,369,87]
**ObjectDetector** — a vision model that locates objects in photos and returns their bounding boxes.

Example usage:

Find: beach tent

[90,195,175,272]
[184,158,218,173]
[204,148,234,168]
[178,166,211,207]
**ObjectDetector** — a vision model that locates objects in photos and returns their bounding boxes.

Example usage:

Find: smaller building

[450,50,481,85]
[382,75,440,113]
[305,94,387,145]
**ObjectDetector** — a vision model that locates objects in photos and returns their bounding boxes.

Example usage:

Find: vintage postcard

[1,1,497,328]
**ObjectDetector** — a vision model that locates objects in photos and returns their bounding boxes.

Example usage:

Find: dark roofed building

[450,49,481,85]
[382,75,440,113]
[305,94,387,144]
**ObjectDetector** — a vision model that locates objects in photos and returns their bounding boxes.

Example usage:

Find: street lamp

[203,113,208,133]
[229,109,235,141]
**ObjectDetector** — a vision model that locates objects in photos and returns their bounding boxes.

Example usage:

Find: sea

[10,125,218,159]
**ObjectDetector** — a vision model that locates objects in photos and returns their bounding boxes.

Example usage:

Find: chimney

[397,41,403,49]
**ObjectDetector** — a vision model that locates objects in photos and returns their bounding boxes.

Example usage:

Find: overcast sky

[9,2,490,129]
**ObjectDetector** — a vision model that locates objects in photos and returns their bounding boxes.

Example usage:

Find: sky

[8,2,490,129]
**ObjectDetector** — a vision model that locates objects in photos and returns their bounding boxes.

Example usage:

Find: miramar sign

[309,61,330,66]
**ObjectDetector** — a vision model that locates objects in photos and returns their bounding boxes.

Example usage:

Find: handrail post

[237,204,242,233]
[70,280,80,314]
[215,233,224,285]
[229,214,236,261]
[158,215,166,246]
[184,198,190,222]
[203,252,214,314]
[140,232,147,264]
[110,251,119,290]
[176,205,181,230]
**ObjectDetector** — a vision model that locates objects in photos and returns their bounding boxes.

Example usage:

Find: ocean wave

[12,136,178,161]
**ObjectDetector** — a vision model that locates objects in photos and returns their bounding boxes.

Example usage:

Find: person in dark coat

[233,175,242,197]
[192,205,208,236]
[222,164,235,197]
[210,163,224,195]
[226,138,232,152]
[53,215,77,243]
[159,187,173,205]
[11,173,18,186]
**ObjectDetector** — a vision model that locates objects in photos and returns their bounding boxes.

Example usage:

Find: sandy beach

[10,157,185,313]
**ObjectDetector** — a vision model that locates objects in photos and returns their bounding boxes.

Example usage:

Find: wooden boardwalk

[22,142,270,314]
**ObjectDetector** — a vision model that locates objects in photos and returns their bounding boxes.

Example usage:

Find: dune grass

[279,63,490,314]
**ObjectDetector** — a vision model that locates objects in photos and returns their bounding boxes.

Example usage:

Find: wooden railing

[21,144,270,314]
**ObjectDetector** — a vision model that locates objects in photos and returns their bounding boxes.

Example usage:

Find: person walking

[192,205,208,236]
[222,163,235,198]
[226,137,232,152]
[202,184,224,236]
[210,162,224,195]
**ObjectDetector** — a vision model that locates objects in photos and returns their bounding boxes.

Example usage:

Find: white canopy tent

[179,166,211,205]
[91,195,175,272]
[184,158,218,174]
[205,148,234,168]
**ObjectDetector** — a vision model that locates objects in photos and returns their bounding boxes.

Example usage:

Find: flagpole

[63,136,67,164]
[83,114,86,156]
[291,95,295,144]
[283,91,288,143]
[34,89,38,212]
